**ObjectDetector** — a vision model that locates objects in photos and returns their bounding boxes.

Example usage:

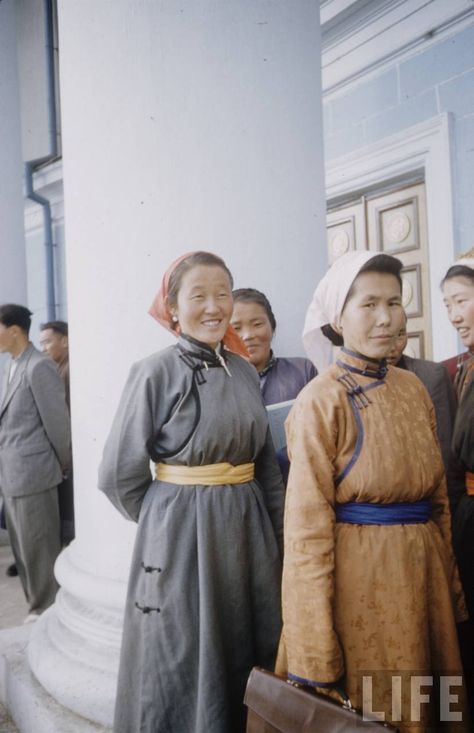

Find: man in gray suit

[0,304,71,622]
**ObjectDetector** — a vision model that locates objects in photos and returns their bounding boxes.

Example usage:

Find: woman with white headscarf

[276,252,468,732]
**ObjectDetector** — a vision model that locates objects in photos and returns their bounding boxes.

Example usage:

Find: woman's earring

[172,315,178,323]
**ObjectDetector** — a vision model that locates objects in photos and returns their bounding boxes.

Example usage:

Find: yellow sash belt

[466,472,474,496]
[155,462,255,485]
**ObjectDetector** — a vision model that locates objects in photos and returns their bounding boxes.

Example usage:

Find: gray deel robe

[98,335,284,733]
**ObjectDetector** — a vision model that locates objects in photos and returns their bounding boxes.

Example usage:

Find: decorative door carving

[327,199,366,264]
[327,183,431,358]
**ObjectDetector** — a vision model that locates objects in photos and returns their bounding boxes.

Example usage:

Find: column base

[28,592,120,727]
[25,545,126,729]
[0,625,109,733]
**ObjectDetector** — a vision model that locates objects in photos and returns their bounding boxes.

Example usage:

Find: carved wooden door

[327,183,431,358]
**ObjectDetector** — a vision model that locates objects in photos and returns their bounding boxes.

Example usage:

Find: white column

[0,0,27,384]
[28,1,327,726]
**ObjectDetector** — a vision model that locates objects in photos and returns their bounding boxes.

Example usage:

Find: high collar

[177,334,233,378]
[258,350,277,378]
[177,334,225,362]
[337,347,388,379]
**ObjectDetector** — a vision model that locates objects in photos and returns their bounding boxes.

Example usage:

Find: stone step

[0,625,110,733]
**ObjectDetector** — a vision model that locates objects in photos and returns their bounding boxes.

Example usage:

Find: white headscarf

[303,251,380,372]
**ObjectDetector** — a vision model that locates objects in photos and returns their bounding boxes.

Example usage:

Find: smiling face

[230,301,274,372]
[443,275,474,350]
[170,264,233,348]
[339,271,404,360]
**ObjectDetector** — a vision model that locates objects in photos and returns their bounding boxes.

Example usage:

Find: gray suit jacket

[0,344,71,497]
[398,354,457,470]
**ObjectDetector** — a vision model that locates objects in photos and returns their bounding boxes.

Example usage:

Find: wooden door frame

[325,112,457,361]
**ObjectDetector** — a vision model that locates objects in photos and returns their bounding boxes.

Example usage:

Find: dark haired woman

[231,288,317,406]
[99,252,284,733]
[277,251,468,732]
[442,248,474,716]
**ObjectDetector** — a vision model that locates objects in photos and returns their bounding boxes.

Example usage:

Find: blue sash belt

[335,499,431,525]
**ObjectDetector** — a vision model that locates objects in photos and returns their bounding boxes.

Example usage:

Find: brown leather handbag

[244,668,398,732]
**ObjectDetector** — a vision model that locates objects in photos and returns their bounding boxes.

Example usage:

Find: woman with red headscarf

[99,251,284,733]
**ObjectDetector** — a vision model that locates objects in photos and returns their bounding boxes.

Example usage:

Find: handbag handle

[287,678,355,713]
[334,685,355,711]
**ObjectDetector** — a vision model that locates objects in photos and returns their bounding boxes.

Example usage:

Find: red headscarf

[148,251,249,358]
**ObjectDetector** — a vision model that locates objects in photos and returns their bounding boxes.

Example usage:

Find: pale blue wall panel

[458,196,474,229]
[363,89,438,142]
[439,68,474,117]
[457,114,474,150]
[331,68,397,132]
[456,136,474,191]
[399,24,474,99]
[456,151,474,192]
[457,225,474,248]
[325,120,365,159]
[455,116,474,222]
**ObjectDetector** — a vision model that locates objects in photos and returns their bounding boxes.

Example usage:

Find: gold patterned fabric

[276,351,468,732]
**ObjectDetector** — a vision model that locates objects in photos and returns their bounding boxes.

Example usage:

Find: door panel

[367,183,430,358]
[326,200,367,264]
[327,182,431,359]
